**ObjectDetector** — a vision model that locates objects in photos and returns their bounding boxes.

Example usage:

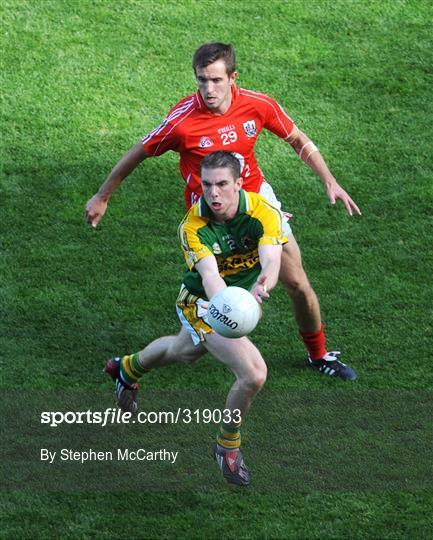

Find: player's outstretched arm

[287,127,361,216]
[251,244,282,304]
[196,256,226,300]
[85,141,148,227]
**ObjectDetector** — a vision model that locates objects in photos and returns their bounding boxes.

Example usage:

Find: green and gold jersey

[178,189,288,299]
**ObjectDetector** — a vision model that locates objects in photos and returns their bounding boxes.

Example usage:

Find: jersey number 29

[221,131,238,145]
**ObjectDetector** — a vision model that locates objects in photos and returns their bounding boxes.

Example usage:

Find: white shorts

[259,181,292,237]
[176,284,212,346]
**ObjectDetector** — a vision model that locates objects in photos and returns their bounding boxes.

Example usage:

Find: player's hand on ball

[208,287,260,338]
[251,277,269,304]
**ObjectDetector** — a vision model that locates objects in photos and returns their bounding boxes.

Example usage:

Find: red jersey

[142,85,295,209]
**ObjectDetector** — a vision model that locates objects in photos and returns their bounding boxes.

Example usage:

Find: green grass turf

[1,0,432,537]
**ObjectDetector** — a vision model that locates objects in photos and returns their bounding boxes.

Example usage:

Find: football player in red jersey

[86,43,360,380]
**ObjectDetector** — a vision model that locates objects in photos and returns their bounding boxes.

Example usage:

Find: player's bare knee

[178,351,200,364]
[165,338,195,364]
[239,365,267,393]
[280,269,312,298]
[253,367,267,390]
[177,343,202,364]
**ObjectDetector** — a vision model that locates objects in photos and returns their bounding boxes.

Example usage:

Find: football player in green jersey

[105,151,286,486]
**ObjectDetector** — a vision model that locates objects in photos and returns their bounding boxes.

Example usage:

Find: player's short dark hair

[200,151,241,180]
[192,43,236,76]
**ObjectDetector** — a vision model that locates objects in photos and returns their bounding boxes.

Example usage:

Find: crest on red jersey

[243,120,257,138]
[199,136,214,148]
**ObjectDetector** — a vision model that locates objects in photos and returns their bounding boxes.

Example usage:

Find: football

[207,286,260,338]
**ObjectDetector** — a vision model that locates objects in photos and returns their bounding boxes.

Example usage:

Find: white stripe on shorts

[259,182,292,236]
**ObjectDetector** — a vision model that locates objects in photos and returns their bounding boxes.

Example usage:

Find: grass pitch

[1,0,432,538]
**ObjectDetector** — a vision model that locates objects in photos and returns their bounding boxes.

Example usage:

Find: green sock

[216,421,241,450]
[120,353,149,386]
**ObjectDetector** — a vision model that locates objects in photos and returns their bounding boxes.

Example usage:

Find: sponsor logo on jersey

[243,120,257,138]
[212,242,222,255]
[217,250,260,276]
[217,124,236,134]
[199,136,214,148]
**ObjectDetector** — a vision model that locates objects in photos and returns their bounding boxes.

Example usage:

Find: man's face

[195,59,237,114]
[201,166,243,221]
